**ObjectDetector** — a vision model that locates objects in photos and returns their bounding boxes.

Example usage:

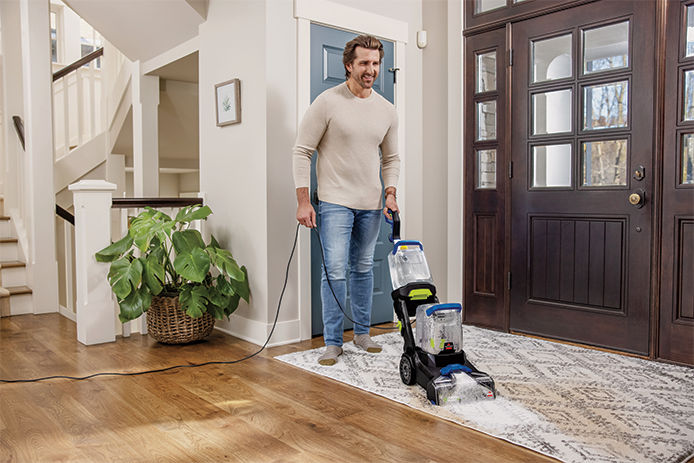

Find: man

[293,34,400,366]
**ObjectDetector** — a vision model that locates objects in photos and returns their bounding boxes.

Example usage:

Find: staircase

[0,196,32,317]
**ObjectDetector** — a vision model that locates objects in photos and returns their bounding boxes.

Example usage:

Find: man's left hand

[383,192,399,218]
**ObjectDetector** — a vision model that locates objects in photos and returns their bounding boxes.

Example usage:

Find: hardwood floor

[0,314,557,463]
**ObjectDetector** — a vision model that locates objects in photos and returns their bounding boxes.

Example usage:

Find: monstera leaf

[175,205,212,224]
[142,253,165,295]
[174,247,210,283]
[179,284,209,318]
[95,234,134,262]
[107,257,142,300]
[117,288,152,323]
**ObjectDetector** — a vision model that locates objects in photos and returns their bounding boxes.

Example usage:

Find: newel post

[69,180,117,345]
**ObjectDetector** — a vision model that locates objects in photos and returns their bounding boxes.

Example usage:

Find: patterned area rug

[275,326,694,463]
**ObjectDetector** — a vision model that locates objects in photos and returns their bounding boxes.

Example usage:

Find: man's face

[346,46,381,90]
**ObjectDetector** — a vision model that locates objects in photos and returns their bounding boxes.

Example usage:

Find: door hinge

[508,161,513,179]
[507,272,512,290]
[508,48,513,67]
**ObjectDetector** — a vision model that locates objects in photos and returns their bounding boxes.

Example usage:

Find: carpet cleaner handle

[386,209,400,242]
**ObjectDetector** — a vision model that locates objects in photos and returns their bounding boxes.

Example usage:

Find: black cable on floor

[0,223,302,384]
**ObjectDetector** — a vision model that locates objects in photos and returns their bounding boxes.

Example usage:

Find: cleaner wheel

[399,354,416,385]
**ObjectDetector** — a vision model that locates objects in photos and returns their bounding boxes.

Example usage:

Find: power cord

[0,223,302,384]
[0,221,400,384]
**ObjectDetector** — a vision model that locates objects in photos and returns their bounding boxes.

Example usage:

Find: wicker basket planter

[146,295,215,344]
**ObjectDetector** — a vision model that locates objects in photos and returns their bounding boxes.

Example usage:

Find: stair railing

[52,47,104,158]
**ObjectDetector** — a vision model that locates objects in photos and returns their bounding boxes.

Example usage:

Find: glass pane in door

[533,88,572,135]
[684,70,694,121]
[532,34,572,83]
[583,21,629,74]
[532,144,572,187]
[475,0,506,14]
[581,139,627,186]
[477,149,497,189]
[477,100,497,140]
[476,51,497,93]
[583,80,629,130]
[687,5,694,57]
[682,134,694,185]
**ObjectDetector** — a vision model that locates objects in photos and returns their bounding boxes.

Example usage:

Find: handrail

[12,116,24,151]
[56,204,75,225]
[53,47,104,81]
[111,197,203,209]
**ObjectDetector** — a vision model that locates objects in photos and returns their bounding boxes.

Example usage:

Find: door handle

[628,189,645,208]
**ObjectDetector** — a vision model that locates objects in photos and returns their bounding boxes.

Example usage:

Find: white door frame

[294,0,408,340]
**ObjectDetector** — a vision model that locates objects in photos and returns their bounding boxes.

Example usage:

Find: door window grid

[472,42,500,191]
[526,20,632,190]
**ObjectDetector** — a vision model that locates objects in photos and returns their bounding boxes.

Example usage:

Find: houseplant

[95,204,250,343]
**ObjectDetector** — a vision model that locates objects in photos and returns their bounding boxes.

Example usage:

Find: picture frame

[215,78,241,126]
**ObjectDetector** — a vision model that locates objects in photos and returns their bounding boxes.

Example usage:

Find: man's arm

[296,187,316,228]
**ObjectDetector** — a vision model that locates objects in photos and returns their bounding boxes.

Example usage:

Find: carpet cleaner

[386,210,496,405]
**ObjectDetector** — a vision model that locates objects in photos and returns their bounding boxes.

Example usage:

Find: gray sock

[318,345,343,366]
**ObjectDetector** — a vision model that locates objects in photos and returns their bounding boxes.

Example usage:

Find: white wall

[422,0,449,299]
[199,0,270,342]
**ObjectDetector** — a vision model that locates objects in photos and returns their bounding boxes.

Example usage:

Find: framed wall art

[215,78,241,126]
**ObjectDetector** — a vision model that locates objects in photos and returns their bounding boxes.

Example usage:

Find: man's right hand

[296,188,316,228]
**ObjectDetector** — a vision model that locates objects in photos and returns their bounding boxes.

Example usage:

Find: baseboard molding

[59,304,76,322]
[214,315,301,348]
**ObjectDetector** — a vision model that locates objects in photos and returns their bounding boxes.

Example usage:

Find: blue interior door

[309,23,395,336]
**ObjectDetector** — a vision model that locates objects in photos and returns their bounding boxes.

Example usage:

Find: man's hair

[343,35,384,79]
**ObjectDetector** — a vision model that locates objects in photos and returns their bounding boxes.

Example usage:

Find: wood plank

[559,220,575,302]
[0,313,558,462]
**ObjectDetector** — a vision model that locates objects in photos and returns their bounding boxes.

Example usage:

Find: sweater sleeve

[380,107,400,190]
[292,97,328,189]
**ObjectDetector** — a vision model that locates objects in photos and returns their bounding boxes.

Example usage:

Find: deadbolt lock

[628,189,645,208]
[633,165,645,181]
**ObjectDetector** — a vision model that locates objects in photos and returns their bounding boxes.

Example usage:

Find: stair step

[0,261,25,269]
[7,286,32,296]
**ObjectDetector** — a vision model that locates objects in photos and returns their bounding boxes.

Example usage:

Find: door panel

[510,1,654,354]
[464,27,507,330]
[309,23,396,336]
[659,0,694,365]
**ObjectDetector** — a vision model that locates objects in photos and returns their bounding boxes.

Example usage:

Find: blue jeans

[318,201,382,346]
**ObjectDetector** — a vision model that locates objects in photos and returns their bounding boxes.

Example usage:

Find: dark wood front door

[509,1,655,354]
[660,0,694,365]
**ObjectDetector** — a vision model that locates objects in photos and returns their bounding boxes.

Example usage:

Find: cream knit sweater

[292,82,400,210]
